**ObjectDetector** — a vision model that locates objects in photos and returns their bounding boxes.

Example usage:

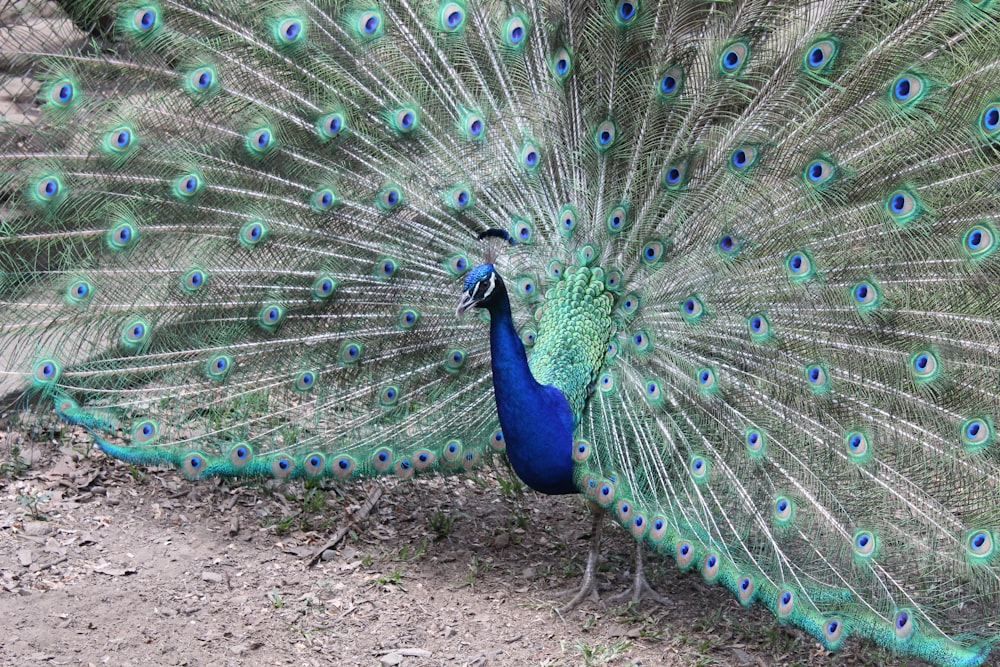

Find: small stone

[201,571,223,583]
[379,653,403,666]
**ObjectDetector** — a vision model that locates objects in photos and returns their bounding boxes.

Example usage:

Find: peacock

[2,0,1000,663]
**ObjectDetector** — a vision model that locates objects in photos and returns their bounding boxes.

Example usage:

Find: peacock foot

[604,541,673,607]
[555,505,671,614]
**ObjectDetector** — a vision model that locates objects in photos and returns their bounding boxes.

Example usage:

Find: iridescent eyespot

[550,47,573,81]
[311,187,336,210]
[910,350,939,382]
[377,185,403,210]
[631,330,650,353]
[377,258,398,279]
[129,5,160,33]
[182,453,208,478]
[516,276,536,298]
[358,10,383,38]
[518,328,535,347]
[546,260,563,280]
[391,107,419,133]
[173,172,203,199]
[702,553,720,582]
[657,66,683,99]
[48,79,75,107]
[641,240,665,265]
[737,576,755,605]
[106,126,135,154]
[747,312,771,342]
[893,610,915,640]
[66,279,93,304]
[32,359,61,385]
[512,219,533,243]
[845,431,871,462]
[444,349,466,372]
[459,108,486,139]
[745,429,766,457]
[644,379,662,404]
[676,541,695,568]
[578,244,597,264]
[340,340,362,365]
[304,453,325,477]
[696,367,716,392]
[120,317,150,350]
[186,66,217,95]
[891,73,925,106]
[729,146,758,172]
[257,303,285,331]
[274,17,305,46]
[962,418,993,452]
[558,204,578,234]
[804,363,828,391]
[447,185,473,211]
[520,141,541,172]
[372,447,394,472]
[398,308,420,330]
[594,121,617,151]
[572,440,591,463]
[803,158,836,188]
[127,418,158,445]
[980,102,1000,137]
[772,496,795,527]
[230,443,253,467]
[438,2,466,32]
[206,354,232,380]
[239,220,267,248]
[295,371,316,391]
[853,530,878,558]
[785,250,815,281]
[620,293,640,316]
[690,456,709,482]
[490,430,505,451]
[317,111,345,139]
[502,14,528,49]
[442,439,463,464]
[778,589,795,617]
[719,41,749,74]
[885,189,920,225]
[599,372,615,392]
[271,457,294,479]
[332,455,357,479]
[604,269,622,291]
[681,295,704,323]
[967,530,996,560]
[180,268,206,293]
[615,0,637,24]
[662,162,687,189]
[963,223,997,259]
[379,385,400,406]
[107,220,138,251]
[246,127,275,154]
[804,37,839,73]
[606,204,628,232]
[824,618,844,646]
[313,274,336,299]
[851,280,880,312]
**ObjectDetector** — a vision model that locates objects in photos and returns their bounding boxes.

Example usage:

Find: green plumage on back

[2,0,1000,664]
[528,266,613,419]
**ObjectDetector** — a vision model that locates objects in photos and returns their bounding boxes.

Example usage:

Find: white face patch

[480,272,496,300]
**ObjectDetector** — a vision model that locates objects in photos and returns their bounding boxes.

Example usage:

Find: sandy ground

[2,421,976,667]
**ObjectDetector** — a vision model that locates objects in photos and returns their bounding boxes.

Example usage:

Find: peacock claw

[604,542,673,608]
[555,505,671,614]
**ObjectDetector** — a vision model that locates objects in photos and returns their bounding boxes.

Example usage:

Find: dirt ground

[0,425,986,667]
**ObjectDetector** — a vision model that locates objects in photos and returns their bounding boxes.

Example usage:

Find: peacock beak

[456,291,477,317]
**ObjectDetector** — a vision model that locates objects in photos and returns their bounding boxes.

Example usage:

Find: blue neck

[486,286,577,495]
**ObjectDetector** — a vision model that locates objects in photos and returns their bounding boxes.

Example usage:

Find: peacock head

[456,263,504,316]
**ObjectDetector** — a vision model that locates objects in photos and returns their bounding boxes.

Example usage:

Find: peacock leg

[555,502,606,613]
[605,540,672,607]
